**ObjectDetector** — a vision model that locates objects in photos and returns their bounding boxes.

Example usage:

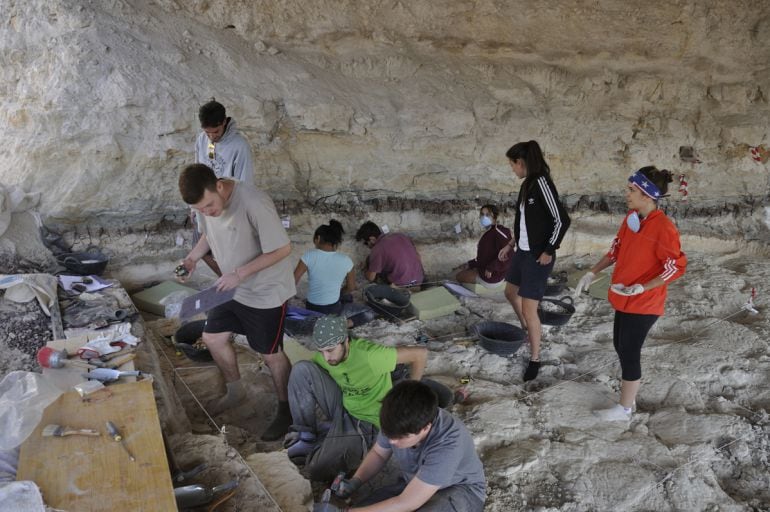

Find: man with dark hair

[195,100,254,184]
[177,163,295,441]
[192,100,255,275]
[317,380,486,511]
[354,221,424,287]
[286,315,427,482]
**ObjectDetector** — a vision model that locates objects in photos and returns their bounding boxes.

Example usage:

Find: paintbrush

[42,424,101,438]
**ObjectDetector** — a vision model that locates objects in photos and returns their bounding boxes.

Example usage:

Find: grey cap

[312,315,348,349]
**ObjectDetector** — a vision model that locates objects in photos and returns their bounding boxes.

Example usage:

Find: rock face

[2,0,769,228]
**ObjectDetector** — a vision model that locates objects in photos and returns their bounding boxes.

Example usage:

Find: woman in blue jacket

[499,141,571,381]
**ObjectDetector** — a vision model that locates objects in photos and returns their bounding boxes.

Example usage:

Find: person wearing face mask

[574,166,687,422]
[498,141,571,382]
[455,204,512,287]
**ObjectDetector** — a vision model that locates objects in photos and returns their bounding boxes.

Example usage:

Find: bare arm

[364,270,377,282]
[294,259,308,285]
[179,233,212,281]
[589,254,614,275]
[216,242,292,291]
[238,242,292,279]
[351,443,391,485]
[395,346,427,381]
[344,269,357,293]
[640,276,666,291]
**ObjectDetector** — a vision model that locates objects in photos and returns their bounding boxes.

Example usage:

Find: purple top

[468,224,512,283]
[368,233,425,286]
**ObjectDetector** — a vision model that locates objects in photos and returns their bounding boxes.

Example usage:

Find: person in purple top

[355,221,425,287]
[455,204,512,287]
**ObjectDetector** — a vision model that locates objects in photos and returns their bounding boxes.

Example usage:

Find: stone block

[131,280,197,316]
[462,280,506,296]
[409,286,461,320]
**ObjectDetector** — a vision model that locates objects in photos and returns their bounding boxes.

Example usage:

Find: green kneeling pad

[131,280,197,316]
[409,286,461,320]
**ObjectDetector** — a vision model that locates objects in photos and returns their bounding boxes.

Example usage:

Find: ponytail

[506,140,551,195]
[314,219,345,246]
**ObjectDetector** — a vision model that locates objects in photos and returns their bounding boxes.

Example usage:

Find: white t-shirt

[518,202,530,251]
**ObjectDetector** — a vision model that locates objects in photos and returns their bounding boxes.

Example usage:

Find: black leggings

[613,311,658,381]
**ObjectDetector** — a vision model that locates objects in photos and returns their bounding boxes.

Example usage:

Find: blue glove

[332,474,362,499]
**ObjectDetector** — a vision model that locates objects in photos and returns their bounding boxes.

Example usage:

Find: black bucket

[544,271,568,296]
[174,320,213,362]
[473,321,527,356]
[364,285,411,318]
[57,249,109,276]
[538,296,575,326]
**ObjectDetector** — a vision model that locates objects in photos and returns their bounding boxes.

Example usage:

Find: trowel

[174,479,239,509]
[81,368,142,382]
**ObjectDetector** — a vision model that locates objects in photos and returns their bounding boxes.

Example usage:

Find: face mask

[626,211,641,233]
[480,215,493,228]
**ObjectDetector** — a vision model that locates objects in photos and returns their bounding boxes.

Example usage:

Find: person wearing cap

[354,221,425,287]
[191,99,255,276]
[286,315,427,481]
[574,166,687,422]
[316,380,486,512]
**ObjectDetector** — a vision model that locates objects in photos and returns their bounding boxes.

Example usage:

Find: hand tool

[37,347,95,370]
[105,353,136,369]
[106,421,135,461]
[174,480,238,509]
[82,368,142,382]
[42,424,100,438]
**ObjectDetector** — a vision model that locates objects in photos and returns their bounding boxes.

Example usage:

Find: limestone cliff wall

[1,0,769,227]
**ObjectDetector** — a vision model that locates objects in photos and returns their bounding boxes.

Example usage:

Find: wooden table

[17,379,176,510]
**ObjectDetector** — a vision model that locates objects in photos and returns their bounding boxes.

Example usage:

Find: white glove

[573,271,595,299]
[610,283,645,296]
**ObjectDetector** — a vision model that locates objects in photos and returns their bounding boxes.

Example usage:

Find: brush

[42,424,101,438]
[36,347,95,370]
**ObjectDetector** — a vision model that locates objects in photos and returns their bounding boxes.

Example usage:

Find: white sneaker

[593,404,632,422]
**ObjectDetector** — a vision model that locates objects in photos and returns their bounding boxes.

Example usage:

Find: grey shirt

[199,181,295,308]
[377,409,486,503]
[194,118,254,185]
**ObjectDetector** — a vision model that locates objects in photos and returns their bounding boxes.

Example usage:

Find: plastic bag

[0,372,63,450]
[160,290,191,319]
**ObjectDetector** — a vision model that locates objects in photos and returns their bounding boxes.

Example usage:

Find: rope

[504,302,759,404]
[635,423,766,504]
[148,331,285,512]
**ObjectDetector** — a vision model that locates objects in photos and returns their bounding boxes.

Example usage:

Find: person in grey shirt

[178,163,295,441]
[317,380,486,512]
[192,100,255,276]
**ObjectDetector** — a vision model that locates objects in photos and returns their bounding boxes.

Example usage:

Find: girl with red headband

[575,166,687,421]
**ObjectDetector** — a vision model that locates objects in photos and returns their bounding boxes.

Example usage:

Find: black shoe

[261,402,292,441]
[523,360,541,382]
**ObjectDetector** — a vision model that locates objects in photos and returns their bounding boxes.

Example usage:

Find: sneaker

[286,431,317,461]
[523,360,541,381]
[593,404,632,422]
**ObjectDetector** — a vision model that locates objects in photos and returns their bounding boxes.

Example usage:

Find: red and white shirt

[607,209,687,315]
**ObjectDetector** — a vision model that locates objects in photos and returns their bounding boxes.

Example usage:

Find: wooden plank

[17,380,176,511]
